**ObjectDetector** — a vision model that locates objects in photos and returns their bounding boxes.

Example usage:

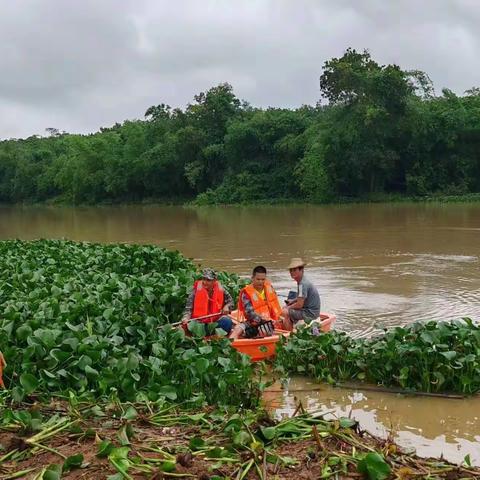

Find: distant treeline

[1,49,480,205]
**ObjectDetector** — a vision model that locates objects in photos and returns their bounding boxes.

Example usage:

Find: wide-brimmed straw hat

[288,258,307,269]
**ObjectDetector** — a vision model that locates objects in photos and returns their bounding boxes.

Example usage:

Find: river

[1,203,479,464]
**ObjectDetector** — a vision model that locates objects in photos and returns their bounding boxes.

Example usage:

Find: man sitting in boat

[280,258,320,331]
[181,268,234,335]
[230,265,282,339]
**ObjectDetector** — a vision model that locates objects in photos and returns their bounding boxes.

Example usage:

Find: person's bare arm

[181,290,195,322]
[288,297,305,310]
[222,289,234,313]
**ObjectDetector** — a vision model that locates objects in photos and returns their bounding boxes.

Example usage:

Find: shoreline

[1,192,480,208]
[1,400,479,478]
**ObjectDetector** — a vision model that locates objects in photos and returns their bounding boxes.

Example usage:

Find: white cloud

[1,0,479,139]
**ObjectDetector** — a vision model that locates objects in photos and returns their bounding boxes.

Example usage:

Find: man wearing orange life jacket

[181,268,234,336]
[230,265,282,339]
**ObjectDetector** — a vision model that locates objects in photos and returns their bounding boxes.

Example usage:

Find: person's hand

[274,318,285,330]
[222,305,230,315]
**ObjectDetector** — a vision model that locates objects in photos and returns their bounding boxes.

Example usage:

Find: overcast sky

[1,0,480,140]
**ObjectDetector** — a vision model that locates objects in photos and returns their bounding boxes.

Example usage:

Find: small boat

[230,311,336,362]
[231,329,291,361]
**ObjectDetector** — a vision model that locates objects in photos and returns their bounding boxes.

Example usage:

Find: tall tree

[318,48,414,195]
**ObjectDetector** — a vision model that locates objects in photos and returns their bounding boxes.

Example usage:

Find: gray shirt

[297,275,320,319]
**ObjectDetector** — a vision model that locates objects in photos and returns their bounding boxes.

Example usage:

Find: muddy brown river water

[1,203,479,464]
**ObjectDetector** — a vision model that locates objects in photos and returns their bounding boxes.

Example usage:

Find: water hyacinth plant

[0,240,254,405]
[275,319,480,394]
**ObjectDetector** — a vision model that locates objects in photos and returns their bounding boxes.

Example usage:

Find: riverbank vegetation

[275,319,480,394]
[2,399,479,479]
[1,49,480,205]
[2,241,480,477]
[0,240,253,406]
[2,240,479,400]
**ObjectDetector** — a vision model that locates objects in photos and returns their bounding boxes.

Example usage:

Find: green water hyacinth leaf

[433,371,445,387]
[63,453,84,472]
[339,417,357,429]
[440,351,457,361]
[77,355,92,370]
[117,424,134,446]
[51,285,62,297]
[233,430,251,446]
[217,357,231,368]
[20,373,38,394]
[42,464,62,480]
[158,385,178,400]
[109,446,130,461]
[97,440,115,458]
[260,426,277,440]
[16,324,32,341]
[161,461,176,472]
[122,406,138,421]
[189,436,206,450]
[85,365,100,378]
[357,452,391,480]
[188,321,205,337]
[195,358,210,373]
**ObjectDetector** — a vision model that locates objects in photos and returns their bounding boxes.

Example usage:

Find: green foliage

[63,453,84,472]
[357,452,391,480]
[295,133,333,202]
[275,319,480,394]
[1,52,480,205]
[1,399,477,479]
[0,240,257,406]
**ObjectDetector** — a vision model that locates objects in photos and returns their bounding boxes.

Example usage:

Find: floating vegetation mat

[0,240,252,406]
[275,319,480,395]
[1,240,479,478]
[1,400,479,479]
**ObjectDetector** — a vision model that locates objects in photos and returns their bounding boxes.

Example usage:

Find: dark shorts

[288,308,316,324]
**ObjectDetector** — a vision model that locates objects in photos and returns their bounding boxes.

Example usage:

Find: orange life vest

[238,280,282,322]
[192,280,225,323]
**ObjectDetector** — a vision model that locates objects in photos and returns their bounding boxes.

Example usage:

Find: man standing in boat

[281,258,320,331]
[230,265,282,339]
[181,268,234,335]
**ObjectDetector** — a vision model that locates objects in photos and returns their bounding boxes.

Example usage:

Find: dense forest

[1,49,480,205]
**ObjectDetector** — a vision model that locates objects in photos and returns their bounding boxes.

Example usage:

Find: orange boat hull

[230,312,336,361]
[231,329,290,361]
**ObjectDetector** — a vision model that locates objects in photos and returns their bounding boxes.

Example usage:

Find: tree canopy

[1,49,479,204]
